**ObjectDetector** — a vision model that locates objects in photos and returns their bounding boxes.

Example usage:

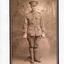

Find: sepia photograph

[11,0,58,64]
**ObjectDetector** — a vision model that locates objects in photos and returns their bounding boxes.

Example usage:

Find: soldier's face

[31,6,36,11]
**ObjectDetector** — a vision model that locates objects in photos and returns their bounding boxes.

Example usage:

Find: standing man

[23,1,45,64]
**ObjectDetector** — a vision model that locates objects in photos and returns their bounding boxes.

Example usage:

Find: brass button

[36,18,37,19]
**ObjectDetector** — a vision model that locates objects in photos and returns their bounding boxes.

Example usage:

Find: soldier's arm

[40,15,45,33]
[23,17,28,38]
[40,15,46,37]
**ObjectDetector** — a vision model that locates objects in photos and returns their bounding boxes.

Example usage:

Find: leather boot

[34,48,41,63]
[29,48,34,64]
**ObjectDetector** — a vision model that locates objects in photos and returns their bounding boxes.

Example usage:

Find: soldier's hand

[41,33,46,38]
[23,34,27,38]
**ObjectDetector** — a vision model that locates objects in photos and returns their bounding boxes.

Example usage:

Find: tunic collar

[30,10,37,14]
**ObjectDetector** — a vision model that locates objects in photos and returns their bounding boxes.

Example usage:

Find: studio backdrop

[11,0,59,64]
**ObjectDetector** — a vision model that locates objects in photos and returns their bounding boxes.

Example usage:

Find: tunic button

[36,18,37,19]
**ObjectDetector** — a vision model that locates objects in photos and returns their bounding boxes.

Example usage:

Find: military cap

[29,1,38,7]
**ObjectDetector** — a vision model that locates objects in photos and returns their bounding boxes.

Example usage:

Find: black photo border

[9,0,59,64]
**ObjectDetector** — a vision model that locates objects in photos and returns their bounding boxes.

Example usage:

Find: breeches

[27,36,41,48]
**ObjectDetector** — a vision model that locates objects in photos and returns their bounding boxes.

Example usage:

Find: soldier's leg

[27,36,35,64]
[34,36,41,62]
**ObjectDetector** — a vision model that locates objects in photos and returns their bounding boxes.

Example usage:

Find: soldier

[23,1,45,64]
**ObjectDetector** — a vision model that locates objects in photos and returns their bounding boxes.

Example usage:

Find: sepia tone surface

[11,0,58,64]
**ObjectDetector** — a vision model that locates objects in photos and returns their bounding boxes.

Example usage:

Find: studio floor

[12,55,57,64]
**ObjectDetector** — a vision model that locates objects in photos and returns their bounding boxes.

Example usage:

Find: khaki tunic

[23,11,45,36]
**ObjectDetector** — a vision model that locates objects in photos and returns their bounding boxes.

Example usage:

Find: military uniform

[23,1,45,64]
[24,10,45,44]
